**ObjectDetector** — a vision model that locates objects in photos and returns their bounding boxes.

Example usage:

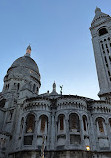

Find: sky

[0,0,111,100]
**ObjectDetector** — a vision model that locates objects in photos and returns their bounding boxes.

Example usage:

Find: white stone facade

[1,8,111,158]
[90,7,111,101]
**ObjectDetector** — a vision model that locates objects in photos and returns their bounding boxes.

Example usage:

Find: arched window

[33,84,36,92]
[17,83,20,90]
[99,28,108,36]
[7,84,9,89]
[26,114,35,133]
[109,118,111,131]
[58,114,65,131]
[96,117,105,133]
[69,113,80,132]
[8,110,13,121]
[0,138,6,149]
[40,115,48,132]
[6,85,7,89]
[36,87,39,93]
[83,115,88,131]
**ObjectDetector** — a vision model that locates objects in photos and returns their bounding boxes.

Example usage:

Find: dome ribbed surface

[11,56,39,73]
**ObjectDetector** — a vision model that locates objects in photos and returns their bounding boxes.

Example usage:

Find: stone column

[65,113,70,148]
[33,116,37,149]
[50,110,56,150]
[106,119,111,149]
[80,114,84,149]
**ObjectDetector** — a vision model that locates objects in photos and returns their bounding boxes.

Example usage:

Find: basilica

[1,7,111,158]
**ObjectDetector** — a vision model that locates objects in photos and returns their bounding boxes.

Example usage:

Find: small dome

[10,55,39,74]
[95,7,101,14]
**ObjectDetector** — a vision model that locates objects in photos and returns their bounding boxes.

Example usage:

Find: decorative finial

[95,7,101,14]
[26,44,31,56]
[53,81,56,92]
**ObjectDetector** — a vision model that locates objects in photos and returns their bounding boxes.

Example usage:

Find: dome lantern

[25,45,31,57]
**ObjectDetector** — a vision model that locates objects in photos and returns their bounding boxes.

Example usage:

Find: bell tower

[90,7,111,101]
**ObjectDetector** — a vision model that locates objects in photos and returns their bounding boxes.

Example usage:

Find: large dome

[5,46,41,85]
[3,46,41,94]
[10,55,39,74]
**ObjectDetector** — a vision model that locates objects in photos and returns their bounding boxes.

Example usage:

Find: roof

[91,7,111,27]
[9,55,40,74]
